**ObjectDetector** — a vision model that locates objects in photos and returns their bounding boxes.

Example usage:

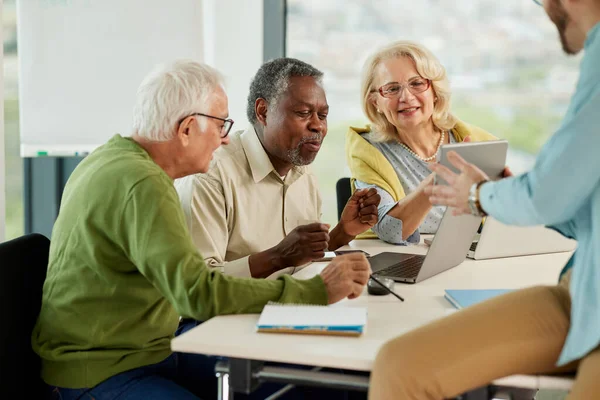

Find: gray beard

[287,133,323,166]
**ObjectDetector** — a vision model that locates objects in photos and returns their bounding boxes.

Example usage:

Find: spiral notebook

[256,302,367,337]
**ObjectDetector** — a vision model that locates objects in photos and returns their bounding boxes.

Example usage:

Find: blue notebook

[256,302,367,337]
[444,289,512,310]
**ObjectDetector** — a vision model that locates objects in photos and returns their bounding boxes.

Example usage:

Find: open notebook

[256,302,367,337]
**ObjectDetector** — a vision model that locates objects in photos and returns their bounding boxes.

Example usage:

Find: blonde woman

[346,41,496,244]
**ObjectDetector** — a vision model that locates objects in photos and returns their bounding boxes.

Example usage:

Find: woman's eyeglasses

[375,78,431,99]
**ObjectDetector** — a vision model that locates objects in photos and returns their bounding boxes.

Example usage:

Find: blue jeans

[46,320,223,399]
[47,320,361,399]
[47,352,209,399]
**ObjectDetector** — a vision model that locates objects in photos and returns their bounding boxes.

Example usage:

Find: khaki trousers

[368,270,600,399]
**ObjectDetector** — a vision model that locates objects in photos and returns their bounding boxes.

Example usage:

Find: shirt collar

[240,126,307,183]
[585,21,600,50]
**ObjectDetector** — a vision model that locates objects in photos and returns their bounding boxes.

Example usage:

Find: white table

[171,239,574,399]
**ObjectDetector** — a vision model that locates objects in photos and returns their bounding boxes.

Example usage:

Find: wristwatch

[468,180,488,216]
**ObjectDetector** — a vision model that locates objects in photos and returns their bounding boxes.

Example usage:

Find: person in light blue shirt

[368,0,600,398]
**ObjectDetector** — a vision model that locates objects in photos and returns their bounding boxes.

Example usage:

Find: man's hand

[425,151,489,215]
[320,253,371,304]
[502,166,513,178]
[271,223,330,267]
[340,188,381,237]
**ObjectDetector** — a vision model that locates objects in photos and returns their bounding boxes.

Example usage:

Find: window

[286,0,580,226]
[4,0,23,239]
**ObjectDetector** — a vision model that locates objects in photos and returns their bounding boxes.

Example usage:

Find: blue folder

[444,289,512,310]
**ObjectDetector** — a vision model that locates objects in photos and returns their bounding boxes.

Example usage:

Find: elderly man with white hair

[31,60,371,399]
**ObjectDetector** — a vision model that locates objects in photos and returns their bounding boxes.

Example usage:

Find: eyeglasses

[180,112,234,138]
[375,78,431,99]
[533,0,542,5]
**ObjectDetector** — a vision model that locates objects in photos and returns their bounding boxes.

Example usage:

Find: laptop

[368,139,509,284]
[368,209,481,284]
[467,217,577,260]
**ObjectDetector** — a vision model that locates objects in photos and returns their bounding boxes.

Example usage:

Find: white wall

[17,0,264,155]
[18,0,206,155]
[203,0,264,130]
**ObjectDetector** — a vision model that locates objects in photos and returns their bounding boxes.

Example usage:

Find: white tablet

[434,140,509,186]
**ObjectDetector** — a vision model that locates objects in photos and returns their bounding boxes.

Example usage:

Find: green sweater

[32,135,328,389]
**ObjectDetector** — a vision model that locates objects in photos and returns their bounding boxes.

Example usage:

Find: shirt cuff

[373,211,420,245]
[478,181,496,216]
[406,229,420,244]
[221,256,252,277]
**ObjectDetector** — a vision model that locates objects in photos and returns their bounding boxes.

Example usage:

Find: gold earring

[377,108,381,113]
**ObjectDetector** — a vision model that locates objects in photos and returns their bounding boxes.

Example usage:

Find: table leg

[216,370,232,400]
[215,358,369,397]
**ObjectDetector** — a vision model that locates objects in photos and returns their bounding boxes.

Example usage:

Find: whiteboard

[17,0,204,156]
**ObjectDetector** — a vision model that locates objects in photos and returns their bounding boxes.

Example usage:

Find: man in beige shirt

[175,57,380,278]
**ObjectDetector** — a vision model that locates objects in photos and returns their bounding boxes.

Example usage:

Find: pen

[369,274,405,302]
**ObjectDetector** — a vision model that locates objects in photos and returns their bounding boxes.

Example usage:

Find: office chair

[336,177,352,221]
[0,233,50,398]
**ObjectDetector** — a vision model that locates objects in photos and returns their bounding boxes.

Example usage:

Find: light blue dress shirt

[479,22,600,366]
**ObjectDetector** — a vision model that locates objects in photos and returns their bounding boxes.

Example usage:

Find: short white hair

[132,60,224,141]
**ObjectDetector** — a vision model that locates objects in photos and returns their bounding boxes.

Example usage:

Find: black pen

[369,274,405,302]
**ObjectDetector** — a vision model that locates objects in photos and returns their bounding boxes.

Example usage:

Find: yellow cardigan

[345,120,497,238]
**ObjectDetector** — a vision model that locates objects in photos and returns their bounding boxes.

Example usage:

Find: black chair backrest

[336,177,352,221]
[0,233,50,397]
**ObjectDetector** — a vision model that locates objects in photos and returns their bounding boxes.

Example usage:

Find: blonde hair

[361,40,456,142]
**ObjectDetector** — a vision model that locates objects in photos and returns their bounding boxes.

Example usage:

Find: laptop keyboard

[376,255,425,279]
